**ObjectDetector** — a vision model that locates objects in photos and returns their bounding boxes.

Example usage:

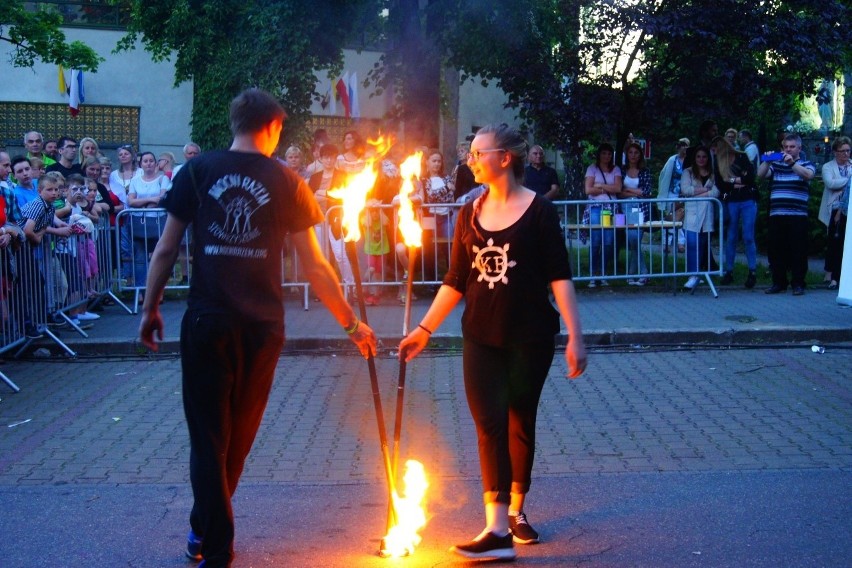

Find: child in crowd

[361,199,391,305]
[29,157,46,178]
[57,174,99,326]
[18,174,73,336]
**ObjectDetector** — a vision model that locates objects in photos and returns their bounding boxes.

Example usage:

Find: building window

[24,1,132,30]
[0,102,140,152]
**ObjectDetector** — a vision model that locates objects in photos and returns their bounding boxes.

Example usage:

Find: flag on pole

[68,70,84,117]
[349,71,360,118]
[58,65,66,93]
[335,72,351,119]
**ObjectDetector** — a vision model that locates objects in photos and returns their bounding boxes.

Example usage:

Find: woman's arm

[552,279,587,379]
[823,161,849,191]
[97,184,115,214]
[639,168,652,198]
[584,174,597,196]
[679,169,695,196]
[398,284,463,362]
[127,193,158,208]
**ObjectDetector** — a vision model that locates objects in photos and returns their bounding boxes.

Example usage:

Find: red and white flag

[68,70,85,117]
[335,72,351,118]
[348,71,360,119]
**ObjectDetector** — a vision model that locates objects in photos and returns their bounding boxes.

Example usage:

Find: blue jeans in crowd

[133,237,157,290]
[625,227,648,276]
[588,207,614,277]
[724,200,757,272]
[685,231,710,273]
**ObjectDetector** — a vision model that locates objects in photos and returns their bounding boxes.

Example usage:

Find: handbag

[130,212,167,241]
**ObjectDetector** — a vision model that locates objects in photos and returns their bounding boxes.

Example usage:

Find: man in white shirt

[740,130,760,172]
[171,142,202,178]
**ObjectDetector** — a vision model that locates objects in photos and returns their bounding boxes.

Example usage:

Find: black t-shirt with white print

[162,150,322,326]
[443,193,572,347]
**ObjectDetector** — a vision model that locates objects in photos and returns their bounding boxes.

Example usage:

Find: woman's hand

[398,327,430,362]
[565,336,587,379]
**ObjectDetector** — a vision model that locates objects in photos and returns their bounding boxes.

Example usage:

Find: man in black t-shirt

[523,145,560,200]
[45,136,83,178]
[139,89,376,568]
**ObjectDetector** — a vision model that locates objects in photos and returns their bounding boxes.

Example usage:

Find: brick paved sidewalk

[1,344,850,566]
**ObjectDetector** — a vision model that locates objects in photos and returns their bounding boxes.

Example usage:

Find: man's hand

[349,321,377,359]
[139,308,164,351]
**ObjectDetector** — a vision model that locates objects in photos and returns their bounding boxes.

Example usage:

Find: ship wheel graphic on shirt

[472,238,516,289]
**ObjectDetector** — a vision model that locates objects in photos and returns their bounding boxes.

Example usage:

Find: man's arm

[139,213,188,350]
[290,228,377,357]
[791,161,815,181]
[544,183,560,201]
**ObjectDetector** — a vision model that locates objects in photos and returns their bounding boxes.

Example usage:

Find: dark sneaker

[186,530,203,561]
[792,287,805,296]
[24,325,43,339]
[720,272,734,285]
[450,530,516,560]
[509,511,540,544]
[764,285,786,294]
[744,272,756,289]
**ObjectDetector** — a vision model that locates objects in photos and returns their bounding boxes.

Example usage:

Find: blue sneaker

[186,530,203,561]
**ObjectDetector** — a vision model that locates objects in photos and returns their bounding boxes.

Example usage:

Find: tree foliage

[436,0,852,193]
[118,0,374,150]
[0,0,102,71]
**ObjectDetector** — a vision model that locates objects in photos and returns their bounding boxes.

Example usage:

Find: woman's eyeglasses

[468,149,506,161]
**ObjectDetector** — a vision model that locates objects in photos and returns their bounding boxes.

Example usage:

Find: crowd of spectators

[3,120,846,340]
[579,121,848,293]
[0,131,201,341]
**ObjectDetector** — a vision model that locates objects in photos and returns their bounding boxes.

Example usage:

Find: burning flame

[397,152,423,248]
[327,136,393,242]
[383,460,429,557]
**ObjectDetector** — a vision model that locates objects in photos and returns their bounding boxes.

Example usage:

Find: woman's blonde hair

[711,135,739,180]
[77,137,101,164]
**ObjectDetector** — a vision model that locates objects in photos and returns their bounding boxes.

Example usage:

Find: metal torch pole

[344,240,398,527]
[386,248,417,534]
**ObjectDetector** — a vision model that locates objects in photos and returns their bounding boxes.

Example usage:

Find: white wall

[456,76,523,142]
[309,49,393,120]
[0,28,193,160]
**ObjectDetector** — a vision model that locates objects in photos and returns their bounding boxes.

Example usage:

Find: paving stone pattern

[1,346,849,487]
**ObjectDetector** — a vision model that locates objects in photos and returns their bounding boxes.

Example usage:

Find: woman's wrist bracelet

[418,323,433,335]
[344,318,360,335]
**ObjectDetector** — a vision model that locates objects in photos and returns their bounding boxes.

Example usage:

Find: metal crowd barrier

[0,211,130,389]
[115,208,191,313]
[318,198,724,300]
[554,197,725,297]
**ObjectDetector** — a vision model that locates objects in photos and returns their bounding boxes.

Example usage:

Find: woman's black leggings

[462,337,555,504]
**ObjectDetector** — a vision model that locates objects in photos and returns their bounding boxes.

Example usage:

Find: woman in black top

[711,136,758,288]
[399,123,587,561]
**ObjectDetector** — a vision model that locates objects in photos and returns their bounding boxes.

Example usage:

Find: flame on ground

[382,460,429,557]
[397,152,423,248]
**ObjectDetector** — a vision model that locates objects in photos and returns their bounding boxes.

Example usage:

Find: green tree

[0,0,102,70]
[118,0,374,150]
[437,0,852,194]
